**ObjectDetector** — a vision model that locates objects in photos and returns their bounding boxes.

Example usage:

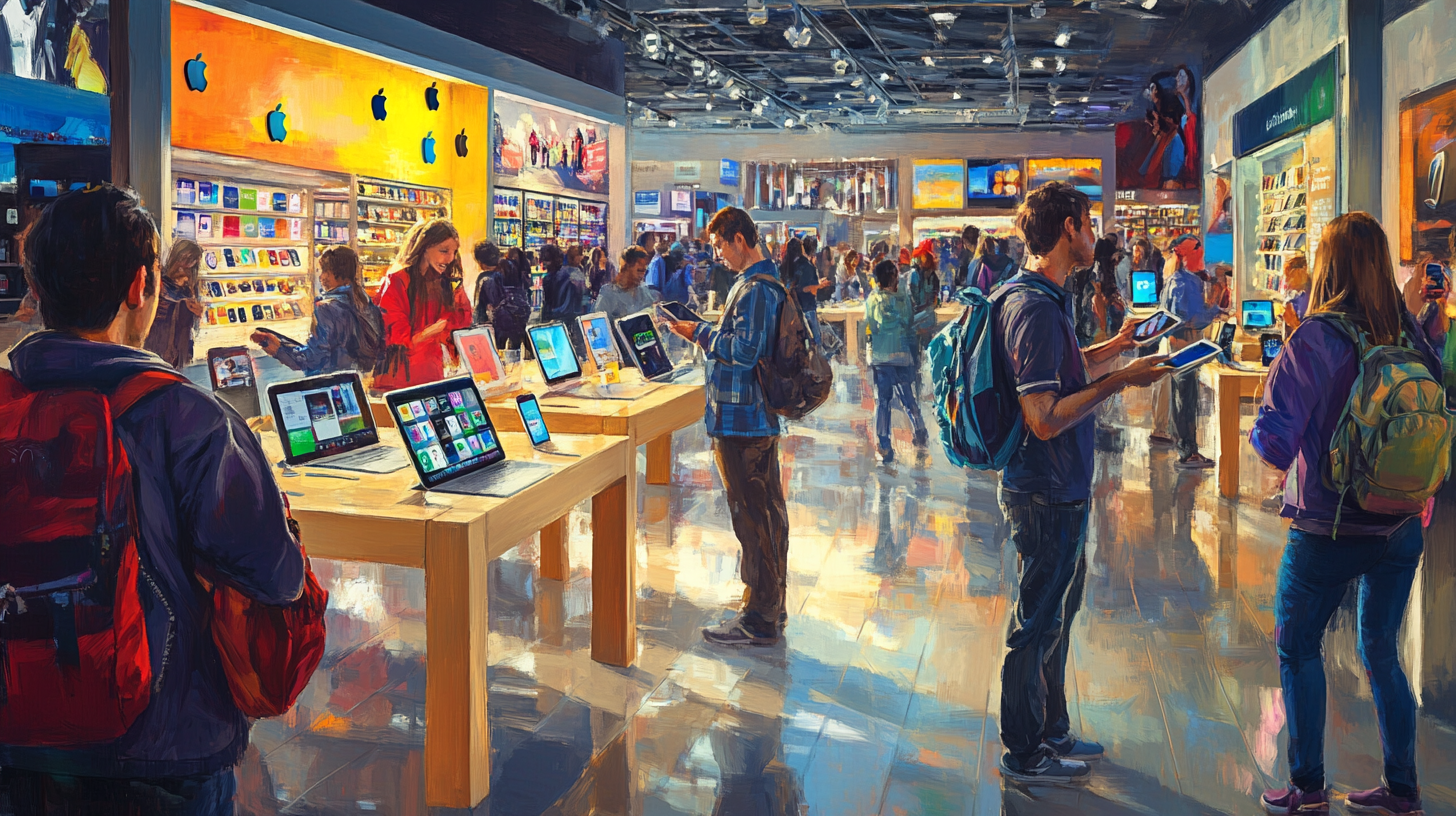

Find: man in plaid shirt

[667,207,789,646]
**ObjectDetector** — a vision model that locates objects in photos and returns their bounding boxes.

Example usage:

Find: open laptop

[525,321,658,400]
[385,375,555,497]
[267,371,411,473]
[614,310,696,383]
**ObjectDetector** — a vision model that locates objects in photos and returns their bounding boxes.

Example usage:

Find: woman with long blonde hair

[373,218,472,389]
[1251,212,1447,815]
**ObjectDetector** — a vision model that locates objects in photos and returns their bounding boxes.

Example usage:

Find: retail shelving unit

[523,193,555,250]
[1114,203,1202,245]
[554,197,579,243]
[355,176,451,291]
[579,200,607,247]
[492,188,523,248]
[1256,166,1308,293]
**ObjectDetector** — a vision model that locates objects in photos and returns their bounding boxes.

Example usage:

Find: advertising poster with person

[1115,64,1200,191]
[492,93,608,195]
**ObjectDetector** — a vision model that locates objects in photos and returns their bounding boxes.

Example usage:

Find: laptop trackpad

[312,447,412,474]
[426,461,557,498]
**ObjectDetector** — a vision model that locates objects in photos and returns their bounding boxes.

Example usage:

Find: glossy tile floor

[235,358,1456,816]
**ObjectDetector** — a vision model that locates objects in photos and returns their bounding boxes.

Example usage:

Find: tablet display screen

[1131,272,1158,307]
[615,312,674,380]
[455,328,504,382]
[527,323,582,384]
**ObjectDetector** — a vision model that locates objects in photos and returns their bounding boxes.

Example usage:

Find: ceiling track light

[1055,25,1072,47]
[952,90,962,100]
[1141,0,1158,8]
[879,72,890,82]
[1031,57,1045,69]
[1055,56,1067,73]
[983,54,996,64]
[922,56,935,67]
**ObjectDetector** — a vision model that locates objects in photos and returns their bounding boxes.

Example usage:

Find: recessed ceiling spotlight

[668,119,677,127]
[705,101,713,110]
[983,54,996,64]
[952,91,962,100]
[784,117,795,127]
[835,92,843,100]
[1141,0,1157,7]
[1031,57,1045,69]
[879,72,890,81]
[1055,56,1067,73]
[642,32,662,58]
[922,56,935,67]
[1080,96,1090,102]
[1031,2,1046,18]
[834,59,849,76]
[868,94,878,103]
[1055,25,1072,47]
[691,59,706,77]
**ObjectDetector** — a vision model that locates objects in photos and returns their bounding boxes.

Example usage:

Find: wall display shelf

[1114,202,1202,246]
[492,189,522,249]
[355,177,451,290]
[523,193,555,251]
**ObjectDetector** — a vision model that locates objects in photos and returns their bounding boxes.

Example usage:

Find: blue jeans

[0,766,236,815]
[999,495,1090,764]
[804,309,822,346]
[871,365,927,453]
[1171,367,1199,458]
[1276,518,1423,796]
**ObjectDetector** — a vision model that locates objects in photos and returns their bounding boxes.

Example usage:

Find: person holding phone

[1281,254,1310,335]
[1252,213,1447,816]
[253,246,382,377]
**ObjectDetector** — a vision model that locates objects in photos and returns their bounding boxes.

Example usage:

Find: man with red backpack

[0,185,306,814]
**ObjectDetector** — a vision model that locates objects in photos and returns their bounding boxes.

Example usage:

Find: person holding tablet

[1160,235,1227,468]
[254,246,382,377]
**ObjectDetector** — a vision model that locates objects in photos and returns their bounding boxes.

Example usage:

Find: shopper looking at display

[539,243,587,355]
[142,237,204,369]
[644,240,671,293]
[587,246,614,302]
[1282,254,1310,333]
[836,248,864,302]
[472,240,505,327]
[955,223,981,288]
[255,245,383,377]
[1161,234,1226,468]
[663,206,789,648]
[783,237,825,344]
[373,218,473,390]
[864,259,929,463]
[595,246,659,320]
[1,184,305,813]
[1252,212,1448,816]
[993,181,1169,786]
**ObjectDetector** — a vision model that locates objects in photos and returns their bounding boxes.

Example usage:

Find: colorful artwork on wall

[1399,77,1456,261]
[492,94,607,195]
[1114,64,1199,191]
[911,160,965,210]
[1026,158,1104,199]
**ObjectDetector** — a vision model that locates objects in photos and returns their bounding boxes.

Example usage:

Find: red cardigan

[372,265,472,390]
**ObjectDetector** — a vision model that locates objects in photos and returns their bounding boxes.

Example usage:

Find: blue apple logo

[455,128,468,157]
[425,81,440,111]
[267,104,287,142]
[371,88,387,121]
[422,131,437,164]
[184,53,207,92]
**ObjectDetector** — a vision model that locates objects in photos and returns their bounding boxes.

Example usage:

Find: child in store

[863,259,928,465]
[1281,254,1309,337]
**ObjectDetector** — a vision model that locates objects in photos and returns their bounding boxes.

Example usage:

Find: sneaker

[702,615,779,647]
[1176,452,1216,469]
[1346,786,1423,815]
[878,448,895,465]
[998,752,1091,786]
[1149,433,1176,447]
[1261,785,1329,814]
[1043,734,1104,762]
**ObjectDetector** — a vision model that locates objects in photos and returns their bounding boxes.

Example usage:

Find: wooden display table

[1200,362,1269,499]
[935,303,963,324]
[259,431,634,809]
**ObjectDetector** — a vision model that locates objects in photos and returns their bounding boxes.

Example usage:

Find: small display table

[1201,362,1269,499]
[258,431,633,809]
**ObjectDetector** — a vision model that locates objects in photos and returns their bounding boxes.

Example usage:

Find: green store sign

[1234,50,1337,157]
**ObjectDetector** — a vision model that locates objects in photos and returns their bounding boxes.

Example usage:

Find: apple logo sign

[455,128,468,157]
[422,131,437,164]
[184,53,207,92]
[425,81,440,111]
[371,88,387,121]
[267,104,287,142]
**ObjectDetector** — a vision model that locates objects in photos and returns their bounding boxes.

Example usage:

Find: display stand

[492,189,522,248]
[1234,120,1335,304]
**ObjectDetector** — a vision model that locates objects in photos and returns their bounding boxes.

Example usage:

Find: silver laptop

[267,371,411,473]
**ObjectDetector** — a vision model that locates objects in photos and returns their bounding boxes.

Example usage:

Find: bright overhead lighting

[747,2,767,25]
[729,87,742,99]
[952,91,962,100]
[784,117,795,127]
[983,54,996,64]
[833,59,849,76]
[705,101,713,110]
[1055,56,1067,73]
[667,119,677,127]
[868,94,877,103]
[851,76,864,87]
[642,32,662,58]
[879,72,890,81]
[835,92,843,100]
[930,12,958,24]
[1055,26,1072,47]
[922,56,936,67]
[1031,57,1045,69]
[1141,0,1157,7]
[1031,2,1046,18]
[1081,96,1090,102]
[691,59,706,77]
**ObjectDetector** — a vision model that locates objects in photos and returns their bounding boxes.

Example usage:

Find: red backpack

[0,369,178,745]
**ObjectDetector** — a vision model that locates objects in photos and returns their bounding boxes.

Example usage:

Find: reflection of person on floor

[708,655,802,816]
[993,182,1169,786]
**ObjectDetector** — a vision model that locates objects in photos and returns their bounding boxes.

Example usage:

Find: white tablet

[577,312,622,369]
[1130,310,1184,347]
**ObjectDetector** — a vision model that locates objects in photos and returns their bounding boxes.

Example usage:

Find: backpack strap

[109,370,187,420]
[720,273,783,322]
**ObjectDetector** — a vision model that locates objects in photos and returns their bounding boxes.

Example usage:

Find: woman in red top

[372,219,472,390]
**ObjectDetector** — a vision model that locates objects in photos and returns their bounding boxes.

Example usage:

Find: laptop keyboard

[430,461,556,497]
[313,445,411,474]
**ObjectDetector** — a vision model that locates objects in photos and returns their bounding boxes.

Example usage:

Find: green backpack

[1320,313,1453,536]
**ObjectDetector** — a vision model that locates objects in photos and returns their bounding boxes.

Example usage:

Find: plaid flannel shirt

[691,258,784,437]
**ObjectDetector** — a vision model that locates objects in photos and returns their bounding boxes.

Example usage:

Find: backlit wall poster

[1026,159,1103,199]
[1114,64,1199,191]
[492,94,607,195]
[912,160,965,210]
[0,0,109,92]
[1399,78,1456,261]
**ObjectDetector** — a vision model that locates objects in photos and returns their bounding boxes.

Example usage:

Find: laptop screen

[1241,300,1275,329]
[616,311,674,380]
[386,376,505,489]
[527,322,582,385]
[268,372,376,464]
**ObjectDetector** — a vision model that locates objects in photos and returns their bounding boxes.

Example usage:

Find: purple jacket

[1251,309,1444,536]
[2,332,305,778]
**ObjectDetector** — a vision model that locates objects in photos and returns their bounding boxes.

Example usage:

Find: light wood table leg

[539,515,568,581]
[591,475,636,666]
[844,316,859,361]
[645,433,672,485]
[1217,374,1242,499]
[424,520,490,808]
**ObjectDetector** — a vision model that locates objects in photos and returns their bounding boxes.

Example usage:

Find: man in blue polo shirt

[994,182,1170,786]
[666,207,789,647]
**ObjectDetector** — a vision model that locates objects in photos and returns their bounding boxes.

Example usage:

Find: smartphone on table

[515,393,576,456]
[1129,310,1184,347]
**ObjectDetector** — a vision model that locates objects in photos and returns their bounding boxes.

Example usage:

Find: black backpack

[349,297,386,371]
[723,274,833,420]
[492,283,532,344]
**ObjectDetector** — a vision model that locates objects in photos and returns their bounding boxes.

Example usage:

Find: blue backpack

[929,278,1063,470]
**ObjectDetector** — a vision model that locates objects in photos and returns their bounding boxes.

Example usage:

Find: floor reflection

[236,361,1456,816]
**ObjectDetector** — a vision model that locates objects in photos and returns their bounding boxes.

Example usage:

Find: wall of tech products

[628,129,1117,241]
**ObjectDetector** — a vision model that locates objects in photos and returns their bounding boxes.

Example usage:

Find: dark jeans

[0,767,235,816]
[1171,367,1199,458]
[1276,518,1423,796]
[871,364,927,453]
[713,436,790,631]
[999,495,1090,764]
[804,309,822,346]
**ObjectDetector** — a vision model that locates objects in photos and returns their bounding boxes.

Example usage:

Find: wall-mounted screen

[1026,158,1103,200]
[965,160,1023,208]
